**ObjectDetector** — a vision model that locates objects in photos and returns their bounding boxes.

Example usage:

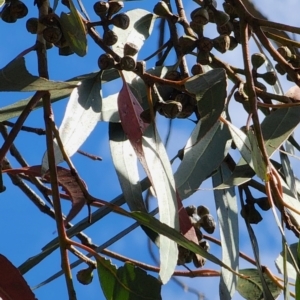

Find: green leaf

[60,0,87,57]
[275,243,298,280]
[0,57,77,92]
[112,9,156,57]
[96,256,161,300]
[42,75,102,171]
[175,119,231,199]
[212,162,239,300]
[185,69,227,137]
[237,269,281,300]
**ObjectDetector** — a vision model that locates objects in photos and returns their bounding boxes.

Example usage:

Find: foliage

[1,0,300,299]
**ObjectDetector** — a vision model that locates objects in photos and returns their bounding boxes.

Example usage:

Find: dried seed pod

[197,205,210,218]
[254,80,267,92]
[277,46,293,60]
[251,53,266,70]
[212,9,230,27]
[59,46,74,56]
[103,29,118,46]
[213,34,231,53]
[157,100,182,119]
[111,13,130,30]
[204,0,217,7]
[98,53,116,69]
[153,1,173,18]
[191,63,204,75]
[232,19,241,43]
[164,70,181,81]
[196,37,213,52]
[43,26,62,44]
[177,246,193,265]
[123,42,139,56]
[228,36,238,50]
[107,1,124,18]
[257,71,277,86]
[185,205,197,216]
[199,240,210,252]
[1,6,17,23]
[190,7,209,25]
[223,2,238,18]
[198,214,216,234]
[197,51,212,65]
[255,197,271,211]
[175,93,196,118]
[192,253,206,268]
[120,55,136,71]
[190,21,204,37]
[241,203,263,224]
[216,21,233,35]
[93,1,109,17]
[178,35,197,55]
[76,267,94,285]
[275,63,286,75]
[10,1,28,19]
[26,17,39,34]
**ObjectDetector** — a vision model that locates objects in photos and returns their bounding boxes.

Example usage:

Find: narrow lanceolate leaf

[185,68,227,137]
[212,163,239,300]
[112,9,156,57]
[60,0,87,57]
[142,125,179,283]
[237,269,281,300]
[109,122,146,212]
[296,239,300,298]
[280,150,297,198]
[175,119,231,200]
[275,243,298,280]
[42,75,102,171]
[0,254,36,300]
[96,256,161,300]
[0,57,77,92]
[3,166,86,223]
[118,72,178,284]
[247,130,267,181]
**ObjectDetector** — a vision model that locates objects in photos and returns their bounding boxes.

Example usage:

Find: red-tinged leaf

[117,71,151,177]
[0,254,36,300]
[3,165,86,224]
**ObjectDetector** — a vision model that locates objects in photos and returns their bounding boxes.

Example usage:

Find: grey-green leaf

[175,119,231,199]
[237,269,281,300]
[0,57,77,92]
[213,162,239,300]
[42,75,102,171]
[185,68,227,137]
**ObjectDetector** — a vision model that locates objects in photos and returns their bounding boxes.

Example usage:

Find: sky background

[1,0,300,299]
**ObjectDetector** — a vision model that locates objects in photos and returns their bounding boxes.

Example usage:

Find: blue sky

[1,1,300,299]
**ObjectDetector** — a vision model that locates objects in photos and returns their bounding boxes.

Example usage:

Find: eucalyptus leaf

[42,75,102,171]
[175,119,231,200]
[96,256,161,300]
[60,0,87,57]
[237,269,281,300]
[275,243,298,280]
[213,162,239,300]
[185,68,227,137]
[0,57,77,92]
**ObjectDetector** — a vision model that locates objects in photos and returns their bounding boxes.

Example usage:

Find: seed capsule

[191,63,204,75]
[43,26,62,44]
[251,53,266,70]
[197,205,210,218]
[157,100,182,119]
[258,71,277,86]
[111,13,130,30]
[76,267,94,285]
[123,42,139,57]
[185,205,197,217]
[93,1,109,17]
[120,55,136,71]
[213,34,231,53]
[10,1,28,19]
[98,53,116,70]
[103,29,118,46]
[153,1,173,18]
[198,214,216,234]
[107,1,124,18]
[178,35,197,55]
[212,9,230,27]
[196,37,213,53]
[26,17,39,34]
[197,51,212,65]
[190,7,209,26]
